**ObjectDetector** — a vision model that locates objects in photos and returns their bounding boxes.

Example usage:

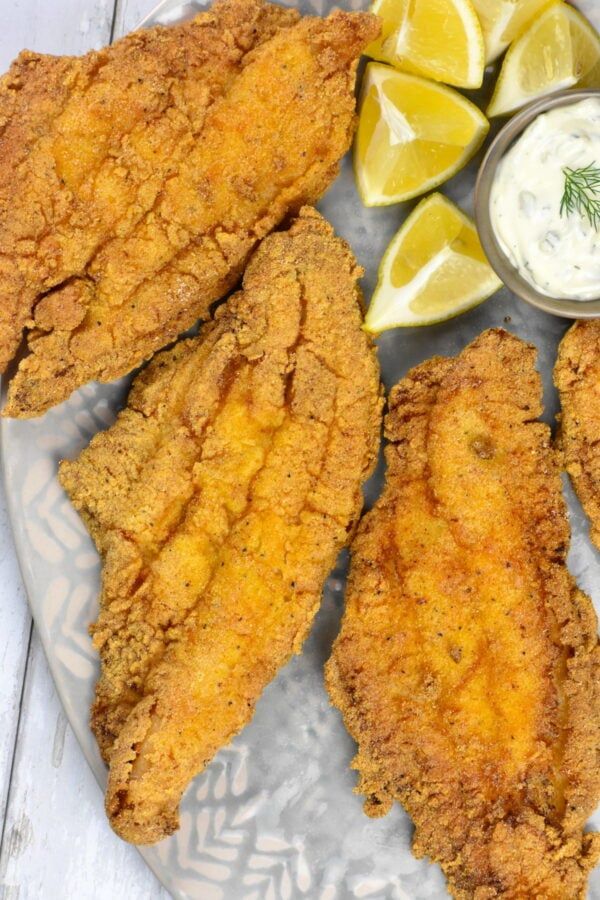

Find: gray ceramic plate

[2,1,600,898]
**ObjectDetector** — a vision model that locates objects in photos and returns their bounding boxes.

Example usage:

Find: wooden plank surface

[0,0,116,69]
[0,1,169,896]
[0,632,168,899]
[0,497,32,835]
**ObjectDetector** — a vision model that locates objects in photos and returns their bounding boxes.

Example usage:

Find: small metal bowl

[475,88,600,320]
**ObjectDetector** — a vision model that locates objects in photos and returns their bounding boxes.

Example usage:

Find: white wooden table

[0,5,171,896]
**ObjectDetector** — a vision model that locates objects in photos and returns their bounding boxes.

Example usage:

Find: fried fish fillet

[59,208,383,844]
[0,0,378,418]
[555,320,600,550]
[326,329,600,899]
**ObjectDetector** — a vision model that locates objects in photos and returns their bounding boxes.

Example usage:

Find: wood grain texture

[0,633,168,899]
[0,1,168,896]
[0,0,116,70]
[0,495,32,834]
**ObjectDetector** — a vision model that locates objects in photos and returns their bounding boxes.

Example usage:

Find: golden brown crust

[59,208,383,844]
[326,329,600,899]
[554,320,600,550]
[0,0,379,417]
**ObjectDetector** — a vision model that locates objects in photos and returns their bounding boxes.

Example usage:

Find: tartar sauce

[490,97,600,301]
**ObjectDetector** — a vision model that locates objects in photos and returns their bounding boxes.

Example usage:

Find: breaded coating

[555,320,600,550]
[59,208,383,844]
[0,0,378,417]
[326,329,600,899]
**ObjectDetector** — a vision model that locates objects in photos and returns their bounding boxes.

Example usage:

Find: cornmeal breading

[59,209,383,844]
[327,329,600,899]
[555,320,600,550]
[0,0,378,417]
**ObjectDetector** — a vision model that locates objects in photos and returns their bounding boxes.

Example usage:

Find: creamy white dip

[490,97,600,301]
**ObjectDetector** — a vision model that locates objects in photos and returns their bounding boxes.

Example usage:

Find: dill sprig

[560,162,600,231]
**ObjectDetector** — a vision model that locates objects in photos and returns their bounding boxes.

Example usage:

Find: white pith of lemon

[354,64,489,207]
[471,0,553,64]
[488,1,600,117]
[367,0,485,89]
[365,193,502,332]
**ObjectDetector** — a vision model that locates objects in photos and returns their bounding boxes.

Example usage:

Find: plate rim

[0,3,208,897]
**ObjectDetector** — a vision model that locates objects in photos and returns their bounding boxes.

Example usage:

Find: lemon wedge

[488,1,600,117]
[364,193,502,332]
[367,0,485,89]
[502,0,556,43]
[471,0,553,63]
[354,64,489,207]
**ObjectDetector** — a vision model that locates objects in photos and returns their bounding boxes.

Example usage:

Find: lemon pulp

[355,65,489,206]
[365,193,502,332]
[471,0,553,63]
[367,0,485,88]
[488,2,600,117]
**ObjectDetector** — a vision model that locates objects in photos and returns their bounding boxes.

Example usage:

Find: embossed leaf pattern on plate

[1,0,600,898]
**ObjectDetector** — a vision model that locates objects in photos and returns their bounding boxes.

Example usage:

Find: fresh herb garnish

[560,162,600,231]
